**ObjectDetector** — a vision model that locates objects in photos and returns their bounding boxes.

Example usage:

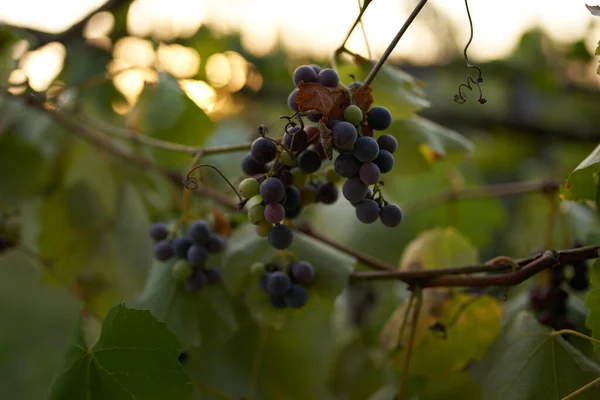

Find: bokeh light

[18,42,65,91]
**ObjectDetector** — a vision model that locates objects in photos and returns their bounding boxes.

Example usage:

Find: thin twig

[331,0,373,70]
[358,0,372,60]
[399,287,422,400]
[363,0,429,87]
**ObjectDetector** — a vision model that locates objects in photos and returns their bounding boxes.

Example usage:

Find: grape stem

[362,0,429,88]
[184,164,244,202]
[331,0,373,70]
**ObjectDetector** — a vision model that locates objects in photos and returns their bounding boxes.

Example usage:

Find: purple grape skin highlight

[359,162,381,185]
[355,199,380,224]
[268,224,294,250]
[342,176,368,203]
[379,204,403,227]
[149,222,169,242]
[259,178,286,203]
[317,68,340,87]
[293,65,318,86]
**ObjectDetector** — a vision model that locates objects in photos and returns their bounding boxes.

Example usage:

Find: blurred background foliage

[0,0,600,398]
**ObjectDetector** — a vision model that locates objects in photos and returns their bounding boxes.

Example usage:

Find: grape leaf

[130,258,237,349]
[296,82,373,122]
[221,224,356,328]
[473,310,600,400]
[47,304,194,400]
[561,143,600,202]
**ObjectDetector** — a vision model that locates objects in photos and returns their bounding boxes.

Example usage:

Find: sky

[1,0,599,62]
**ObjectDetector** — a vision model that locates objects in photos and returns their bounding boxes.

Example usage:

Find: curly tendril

[183,164,243,202]
[454,0,486,105]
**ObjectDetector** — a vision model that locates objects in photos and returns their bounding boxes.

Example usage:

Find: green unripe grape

[255,221,272,237]
[250,261,266,276]
[172,260,194,281]
[343,105,363,126]
[2,216,20,244]
[280,151,294,166]
[238,178,259,199]
[248,204,266,225]
[246,194,263,209]
[324,166,341,183]
[300,185,318,205]
[291,168,307,188]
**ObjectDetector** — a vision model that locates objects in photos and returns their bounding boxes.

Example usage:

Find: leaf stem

[363,0,429,88]
[561,376,600,400]
[398,287,422,400]
[551,329,600,346]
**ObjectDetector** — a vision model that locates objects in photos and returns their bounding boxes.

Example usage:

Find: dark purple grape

[242,153,268,175]
[288,89,299,112]
[251,137,277,164]
[377,134,398,154]
[268,224,293,250]
[549,267,564,287]
[184,269,207,292]
[569,273,589,291]
[307,114,322,123]
[188,220,210,246]
[149,223,169,242]
[260,178,285,203]
[297,149,322,173]
[285,204,302,219]
[264,202,286,224]
[259,273,270,291]
[204,268,222,285]
[284,284,309,308]
[334,152,361,178]
[379,204,403,227]
[270,294,288,309]
[373,150,394,173]
[312,142,326,159]
[310,64,322,74]
[267,271,292,295]
[187,245,208,268]
[348,81,363,91]
[529,286,543,309]
[359,162,381,185]
[571,260,588,274]
[290,129,308,151]
[367,106,392,130]
[283,186,301,210]
[290,261,315,284]
[342,176,368,203]
[327,119,342,129]
[173,237,193,258]
[317,68,340,87]
[538,310,553,327]
[355,199,380,224]
[317,182,339,204]
[205,233,227,253]
[353,136,380,163]
[154,240,174,261]
[332,121,358,151]
[293,65,318,86]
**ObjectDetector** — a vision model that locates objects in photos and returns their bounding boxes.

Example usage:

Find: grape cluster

[251,259,315,309]
[529,241,590,330]
[0,214,19,254]
[149,220,227,292]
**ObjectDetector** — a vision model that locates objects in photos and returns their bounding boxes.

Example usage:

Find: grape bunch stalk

[528,240,590,330]
[149,220,227,292]
[251,259,315,309]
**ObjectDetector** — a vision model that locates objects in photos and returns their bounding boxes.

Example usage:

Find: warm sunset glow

[156,43,201,78]
[180,79,217,113]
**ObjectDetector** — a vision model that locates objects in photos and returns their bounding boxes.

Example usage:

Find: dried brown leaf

[318,120,334,160]
[353,85,373,113]
[296,82,345,118]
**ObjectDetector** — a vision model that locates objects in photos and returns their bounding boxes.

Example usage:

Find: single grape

[250,137,277,164]
[373,150,394,173]
[353,136,380,163]
[283,126,302,148]
[283,186,301,210]
[260,178,285,203]
[377,134,398,154]
[569,272,589,291]
[290,129,308,151]
[238,178,260,199]
[205,233,227,253]
[187,245,208,268]
[317,182,339,204]
[310,64,322,74]
[204,268,222,285]
[287,88,299,112]
[379,203,403,227]
[297,149,322,173]
[154,240,174,261]
[324,166,341,183]
[248,203,266,225]
[334,152,361,178]
[305,125,320,140]
[285,204,302,219]
[242,153,267,175]
[149,222,169,242]
[250,262,266,277]
[184,269,207,292]
[538,310,554,327]
[332,121,358,151]
[264,202,286,224]
[268,224,293,250]
[290,261,315,284]
[291,168,307,188]
[549,267,564,287]
[348,81,363,91]
[293,65,318,86]
[367,106,392,130]
[270,294,288,309]
[188,220,210,245]
[267,271,292,295]
[300,185,318,205]
[312,142,326,159]
[172,260,194,280]
[342,176,368,203]
[284,284,309,308]
[280,151,294,166]
[343,105,363,126]
[307,113,322,123]
[317,68,340,87]
[172,237,193,258]
[327,119,342,129]
[359,162,381,185]
[278,169,293,187]
[355,199,380,224]
[255,221,272,237]
[571,260,588,274]
[529,285,543,309]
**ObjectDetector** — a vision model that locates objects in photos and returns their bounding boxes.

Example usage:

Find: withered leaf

[353,85,373,113]
[296,82,346,119]
[318,120,334,160]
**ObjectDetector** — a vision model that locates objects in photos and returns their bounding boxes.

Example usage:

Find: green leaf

[337,60,430,119]
[419,372,481,400]
[130,259,237,349]
[562,143,600,202]
[48,304,194,400]
[473,310,600,400]
[221,224,356,328]
[131,73,214,168]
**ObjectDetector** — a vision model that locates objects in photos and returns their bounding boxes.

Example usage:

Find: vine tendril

[184,164,243,202]
[454,0,487,105]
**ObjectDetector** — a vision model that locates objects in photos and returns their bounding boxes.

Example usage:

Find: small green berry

[172,260,194,280]
[343,105,363,126]
[250,261,266,276]
[255,221,272,237]
[291,168,307,188]
[248,204,266,225]
[324,166,341,183]
[280,151,294,166]
[238,178,259,199]
[245,194,263,209]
